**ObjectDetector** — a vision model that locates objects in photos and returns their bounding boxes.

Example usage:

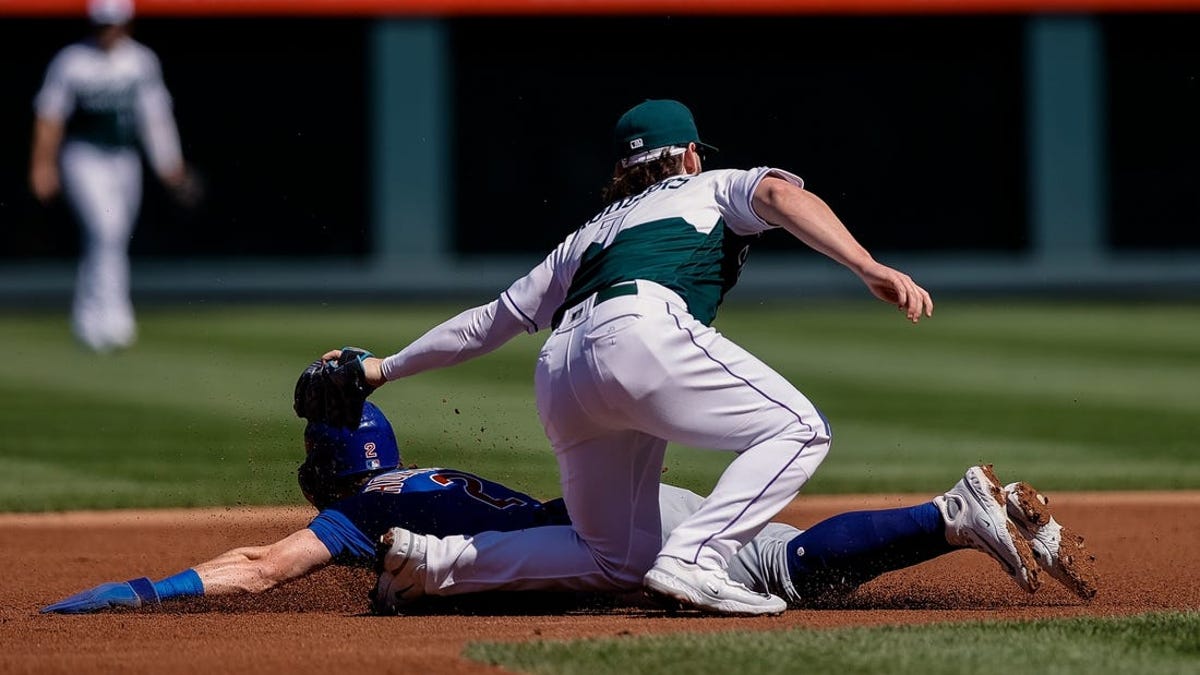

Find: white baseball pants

[657,483,804,603]
[60,141,142,352]
[416,280,831,595]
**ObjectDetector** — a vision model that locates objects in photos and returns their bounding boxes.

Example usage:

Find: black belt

[594,282,639,305]
[553,282,639,329]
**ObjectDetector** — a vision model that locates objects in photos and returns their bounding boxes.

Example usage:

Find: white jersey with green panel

[500,167,803,331]
[33,36,183,353]
[388,166,834,600]
[35,37,181,172]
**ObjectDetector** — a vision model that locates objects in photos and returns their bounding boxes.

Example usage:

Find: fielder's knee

[810,404,833,446]
[773,410,831,479]
[781,411,831,453]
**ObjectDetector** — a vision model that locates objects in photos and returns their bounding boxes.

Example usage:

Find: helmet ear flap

[298,460,338,508]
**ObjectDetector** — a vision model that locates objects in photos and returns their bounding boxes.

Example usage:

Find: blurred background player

[28,0,195,353]
[42,402,1095,614]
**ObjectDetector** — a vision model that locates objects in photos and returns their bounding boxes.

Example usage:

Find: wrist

[152,568,204,601]
[126,577,161,606]
[365,356,388,387]
[376,355,398,384]
[849,254,879,278]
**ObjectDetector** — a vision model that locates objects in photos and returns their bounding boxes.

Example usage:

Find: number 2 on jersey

[430,471,527,509]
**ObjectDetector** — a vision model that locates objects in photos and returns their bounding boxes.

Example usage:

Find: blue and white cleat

[935,465,1041,593]
[1003,481,1098,601]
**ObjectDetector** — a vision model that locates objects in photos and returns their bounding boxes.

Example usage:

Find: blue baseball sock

[785,502,954,596]
[152,569,205,601]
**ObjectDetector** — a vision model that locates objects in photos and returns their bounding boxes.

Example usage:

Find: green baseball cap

[612,99,719,161]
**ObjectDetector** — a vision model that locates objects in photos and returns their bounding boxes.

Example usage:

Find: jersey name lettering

[585,176,691,226]
[362,468,427,494]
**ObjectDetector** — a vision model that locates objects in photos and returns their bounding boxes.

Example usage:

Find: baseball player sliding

[42,403,1097,614]
[325,99,936,615]
[29,0,196,353]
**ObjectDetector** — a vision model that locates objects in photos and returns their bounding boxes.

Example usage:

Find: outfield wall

[1,3,1198,301]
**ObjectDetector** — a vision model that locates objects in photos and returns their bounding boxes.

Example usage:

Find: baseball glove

[293,347,377,429]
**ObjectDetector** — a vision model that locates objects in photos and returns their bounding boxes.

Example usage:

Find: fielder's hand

[857,261,934,323]
[41,578,160,614]
[293,347,379,429]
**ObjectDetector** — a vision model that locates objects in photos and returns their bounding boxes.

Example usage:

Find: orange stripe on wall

[2,0,1199,16]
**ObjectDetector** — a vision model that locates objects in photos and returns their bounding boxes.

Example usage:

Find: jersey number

[430,471,527,510]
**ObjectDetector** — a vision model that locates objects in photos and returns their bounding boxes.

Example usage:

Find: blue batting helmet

[299,402,401,506]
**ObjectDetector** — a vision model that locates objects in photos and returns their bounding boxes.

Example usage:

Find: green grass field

[0,298,1197,511]
[465,611,1200,675]
[2,298,1196,672]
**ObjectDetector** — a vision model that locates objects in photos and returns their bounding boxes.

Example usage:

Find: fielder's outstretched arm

[41,529,333,614]
[325,300,528,387]
[376,299,528,382]
[327,232,576,387]
[751,177,934,323]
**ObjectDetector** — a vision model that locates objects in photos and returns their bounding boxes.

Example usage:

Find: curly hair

[601,149,687,204]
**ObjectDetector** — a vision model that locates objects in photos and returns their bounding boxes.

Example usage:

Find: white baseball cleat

[644,555,787,616]
[370,527,429,615]
[935,465,1041,593]
[1003,481,1098,601]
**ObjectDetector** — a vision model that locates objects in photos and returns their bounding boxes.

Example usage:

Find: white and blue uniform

[316,467,953,606]
[308,466,806,597]
[34,35,182,351]
[309,467,563,565]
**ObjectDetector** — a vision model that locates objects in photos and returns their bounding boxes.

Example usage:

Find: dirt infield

[3,492,1197,674]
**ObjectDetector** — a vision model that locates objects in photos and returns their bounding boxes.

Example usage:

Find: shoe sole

[1005,482,1099,601]
[966,466,1042,593]
[644,568,786,617]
